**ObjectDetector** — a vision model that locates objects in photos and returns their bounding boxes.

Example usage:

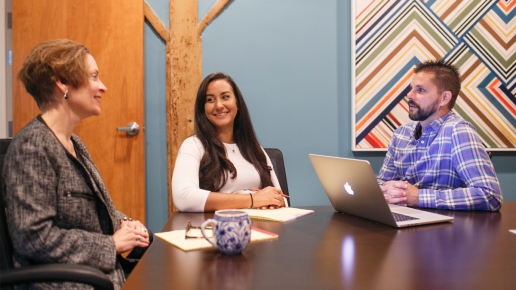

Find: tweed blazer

[2,116,127,289]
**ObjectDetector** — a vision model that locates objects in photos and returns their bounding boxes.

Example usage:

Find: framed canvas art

[352,0,516,151]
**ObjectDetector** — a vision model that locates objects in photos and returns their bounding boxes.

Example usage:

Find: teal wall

[144,0,168,234]
[200,0,339,206]
[144,0,516,233]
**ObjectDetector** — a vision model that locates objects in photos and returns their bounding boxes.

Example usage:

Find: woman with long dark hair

[172,72,287,212]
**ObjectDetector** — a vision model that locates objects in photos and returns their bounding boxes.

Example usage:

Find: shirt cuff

[418,188,437,209]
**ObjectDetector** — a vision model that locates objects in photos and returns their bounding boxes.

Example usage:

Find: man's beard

[408,99,440,122]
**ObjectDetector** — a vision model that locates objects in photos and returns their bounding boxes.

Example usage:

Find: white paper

[156,228,277,251]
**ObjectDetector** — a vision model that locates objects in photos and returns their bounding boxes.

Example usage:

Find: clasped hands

[113,219,150,254]
[252,186,287,210]
[381,180,420,207]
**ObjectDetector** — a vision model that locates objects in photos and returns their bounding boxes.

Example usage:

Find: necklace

[229,143,236,153]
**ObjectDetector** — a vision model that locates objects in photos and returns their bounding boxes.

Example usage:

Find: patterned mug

[201,210,251,255]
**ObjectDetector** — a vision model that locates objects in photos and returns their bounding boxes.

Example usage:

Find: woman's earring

[63,90,68,100]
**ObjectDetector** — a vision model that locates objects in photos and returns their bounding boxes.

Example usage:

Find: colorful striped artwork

[353,0,516,150]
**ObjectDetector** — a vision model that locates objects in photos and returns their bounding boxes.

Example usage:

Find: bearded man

[377,60,502,211]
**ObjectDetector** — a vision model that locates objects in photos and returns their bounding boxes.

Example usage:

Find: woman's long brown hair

[194,72,273,192]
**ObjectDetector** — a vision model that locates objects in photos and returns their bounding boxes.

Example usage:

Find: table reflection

[372,210,501,290]
[341,235,355,283]
[314,212,398,289]
[199,253,252,290]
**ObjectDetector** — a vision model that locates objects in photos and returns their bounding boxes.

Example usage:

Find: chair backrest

[264,148,290,206]
[1,138,13,271]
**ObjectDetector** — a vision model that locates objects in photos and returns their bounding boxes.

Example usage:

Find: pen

[252,188,290,198]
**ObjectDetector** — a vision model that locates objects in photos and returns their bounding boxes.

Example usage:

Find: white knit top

[172,136,284,212]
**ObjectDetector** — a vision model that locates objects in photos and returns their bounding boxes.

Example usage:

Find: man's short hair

[414,60,461,109]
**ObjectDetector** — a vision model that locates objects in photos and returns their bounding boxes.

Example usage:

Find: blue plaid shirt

[377,111,502,211]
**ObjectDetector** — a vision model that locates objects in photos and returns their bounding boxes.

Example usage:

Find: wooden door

[12,0,146,224]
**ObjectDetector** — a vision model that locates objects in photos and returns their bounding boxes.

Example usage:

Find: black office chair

[264,148,290,206]
[0,138,113,290]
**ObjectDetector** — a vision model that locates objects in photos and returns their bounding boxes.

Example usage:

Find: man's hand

[381,180,420,207]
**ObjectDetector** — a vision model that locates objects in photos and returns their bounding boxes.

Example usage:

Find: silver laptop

[309,154,453,228]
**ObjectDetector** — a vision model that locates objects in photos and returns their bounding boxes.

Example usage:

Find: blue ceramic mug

[201,210,251,255]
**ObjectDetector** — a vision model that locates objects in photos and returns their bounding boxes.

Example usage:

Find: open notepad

[238,207,314,222]
[155,227,278,252]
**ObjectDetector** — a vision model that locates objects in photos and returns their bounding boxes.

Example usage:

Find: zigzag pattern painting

[353,0,516,150]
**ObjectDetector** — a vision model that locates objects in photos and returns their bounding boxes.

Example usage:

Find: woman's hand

[252,187,286,210]
[113,220,150,254]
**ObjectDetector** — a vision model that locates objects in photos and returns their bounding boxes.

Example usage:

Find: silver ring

[138,240,141,247]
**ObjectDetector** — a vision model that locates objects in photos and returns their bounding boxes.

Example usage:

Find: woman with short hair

[172,72,287,212]
[2,39,149,289]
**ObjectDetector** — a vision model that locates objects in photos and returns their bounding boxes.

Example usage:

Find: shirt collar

[412,110,454,137]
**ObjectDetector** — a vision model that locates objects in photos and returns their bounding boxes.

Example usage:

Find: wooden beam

[144,0,231,214]
[197,0,231,88]
[167,0,201,214]
[144,1,169,42]
[197,0,231,36]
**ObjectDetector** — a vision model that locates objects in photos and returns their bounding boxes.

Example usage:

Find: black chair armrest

[0,264,113,290]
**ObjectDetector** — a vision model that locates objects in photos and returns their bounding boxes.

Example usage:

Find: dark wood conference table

[123,202,516,290]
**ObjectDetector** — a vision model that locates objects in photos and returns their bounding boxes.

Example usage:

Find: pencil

[252,188,289,198]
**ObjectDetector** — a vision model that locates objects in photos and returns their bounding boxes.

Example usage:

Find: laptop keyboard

[392,212,420,222]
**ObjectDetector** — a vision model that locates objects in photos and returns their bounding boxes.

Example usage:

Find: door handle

[117,122,140,136]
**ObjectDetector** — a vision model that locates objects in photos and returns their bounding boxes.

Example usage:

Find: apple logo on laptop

[344,182,354,195]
